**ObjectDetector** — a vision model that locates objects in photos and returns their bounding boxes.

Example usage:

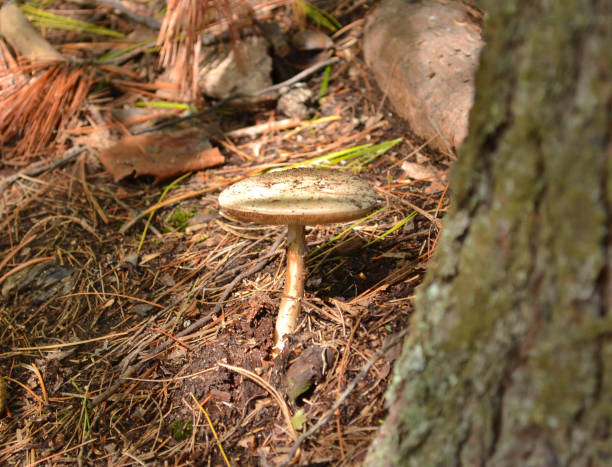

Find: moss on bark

[367,0,612,465]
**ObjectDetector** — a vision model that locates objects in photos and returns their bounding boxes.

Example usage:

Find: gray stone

[199,36,273,100]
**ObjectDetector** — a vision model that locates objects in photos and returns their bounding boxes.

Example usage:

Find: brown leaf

[283,345,333,401]
[401,161,443,181]
[98,130,224,182]
[402,161,448,192]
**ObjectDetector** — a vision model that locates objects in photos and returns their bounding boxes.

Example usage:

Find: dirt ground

[0,2,451,465]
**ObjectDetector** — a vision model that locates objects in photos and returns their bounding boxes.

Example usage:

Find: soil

[0,2,451,465]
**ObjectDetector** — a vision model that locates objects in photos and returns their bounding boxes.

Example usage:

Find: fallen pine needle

[217,362,297,440]
[0,376,7,415]
[279,327,410,466]
[120,184,226,234]
[9,330,131,352]
[4,375,44,404]
[22,363,47,402]
[28,439,96,467]
[190,394,231,467]
[150,327,193,350]
[0,233,36,273]
[0,256,54,286]
[61,292,164,308]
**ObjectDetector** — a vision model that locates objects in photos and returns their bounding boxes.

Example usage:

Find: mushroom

[218,168,377,352]
[291,30,334,51]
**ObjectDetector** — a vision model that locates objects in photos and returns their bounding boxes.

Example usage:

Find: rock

[277,84,314,119]
[199,36,273,101]
[363,0,484,152]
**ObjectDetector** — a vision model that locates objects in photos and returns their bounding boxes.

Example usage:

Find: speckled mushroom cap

[218,168,377,225]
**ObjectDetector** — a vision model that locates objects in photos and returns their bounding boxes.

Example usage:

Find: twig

[97,0,161,30]
[0,147,85,191]
[279,327,410,466]
[225,118,300,139]
[218,363,297,440]
[136,57,341,134]
[212,232,284,315]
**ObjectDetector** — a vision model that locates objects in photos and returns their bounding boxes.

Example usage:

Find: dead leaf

[401,161,443,181]
[401,161,447,193]
[284,345,333,401]
[97,130,224,182]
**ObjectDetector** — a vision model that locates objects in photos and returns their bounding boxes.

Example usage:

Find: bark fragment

[367,0,612,465]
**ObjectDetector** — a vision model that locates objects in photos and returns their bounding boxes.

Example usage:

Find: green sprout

[165,208,196,232]
[170,419,193,441]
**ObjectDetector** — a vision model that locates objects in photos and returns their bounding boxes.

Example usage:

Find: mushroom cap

[218,168,377,225]
[291,30,334,51]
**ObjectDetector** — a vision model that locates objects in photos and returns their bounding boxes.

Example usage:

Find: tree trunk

[367,0,611,465]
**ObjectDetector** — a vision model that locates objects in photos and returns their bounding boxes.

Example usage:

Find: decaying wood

[363,0,484,153]
[0,3,63,62]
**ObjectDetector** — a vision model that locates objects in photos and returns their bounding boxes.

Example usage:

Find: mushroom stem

[274,224,306,352]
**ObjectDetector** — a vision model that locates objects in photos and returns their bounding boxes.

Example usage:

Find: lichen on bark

[367,0,612,465]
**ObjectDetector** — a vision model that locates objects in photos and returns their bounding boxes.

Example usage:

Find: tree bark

[367,0,611,465]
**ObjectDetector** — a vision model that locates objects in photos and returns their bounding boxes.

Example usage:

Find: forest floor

[0,1,452,465]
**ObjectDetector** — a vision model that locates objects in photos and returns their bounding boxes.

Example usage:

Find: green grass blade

[362,211,418,248]
[21,4,124,38]
[135,101,192,110]
[346,138,403,168]
[296,1,342,32]
[285,138,402,170]
[308,206,387,259]
[318,65,332,105]
[98,40,157,63]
